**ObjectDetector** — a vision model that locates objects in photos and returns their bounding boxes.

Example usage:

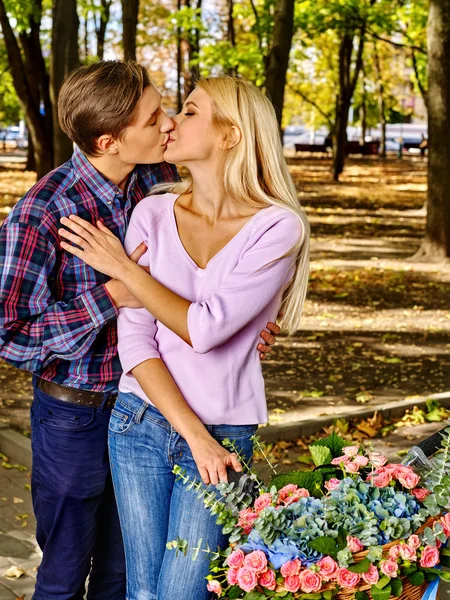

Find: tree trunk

[359,68,367,147]
[333,31,365,181]
[373,42,386,159]
[96,0,112,61]
[226,0,237,76]
[50,0,79,168]
[176,0,183,113]
[26,134,36,172]
[183,0,203,98]
[122,0,139,61]
[417,0,450,259]
[264,0,295,129]
[0,0,53,178]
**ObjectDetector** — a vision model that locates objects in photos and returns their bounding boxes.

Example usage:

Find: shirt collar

[72,146,137,207]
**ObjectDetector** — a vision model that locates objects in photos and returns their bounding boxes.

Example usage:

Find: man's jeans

[108,391,257,600]
[30,377,126,600]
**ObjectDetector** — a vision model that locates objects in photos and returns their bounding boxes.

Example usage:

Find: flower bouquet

[169,428,450,600]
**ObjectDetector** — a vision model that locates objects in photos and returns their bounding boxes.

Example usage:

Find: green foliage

[310,432,348,458]
[309,445,333,467]
[269,470,323,497]
[348,557,371,574]
[408,570,425,586]
[308,535,339,559]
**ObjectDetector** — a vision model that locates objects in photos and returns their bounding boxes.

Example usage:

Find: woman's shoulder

[129,192,177,229]
[252,204,305,245]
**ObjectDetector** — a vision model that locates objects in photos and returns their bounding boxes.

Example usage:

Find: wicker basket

[274,516,439,600]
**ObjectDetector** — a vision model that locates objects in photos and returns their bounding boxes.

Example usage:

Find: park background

[1,0,450,598]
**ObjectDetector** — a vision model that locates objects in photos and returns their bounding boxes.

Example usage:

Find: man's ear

[221,125,242,150]
[95,134,120,155]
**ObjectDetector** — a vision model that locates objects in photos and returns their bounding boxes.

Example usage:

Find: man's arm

[0,220,120,371]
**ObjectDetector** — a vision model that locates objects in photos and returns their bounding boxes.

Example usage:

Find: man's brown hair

[58,60,151,156]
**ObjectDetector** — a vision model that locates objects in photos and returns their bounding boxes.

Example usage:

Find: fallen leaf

[13,497,24,504]
[3,565,26,579]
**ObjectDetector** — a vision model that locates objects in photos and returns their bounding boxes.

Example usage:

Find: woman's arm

[131,358,242,485]
[59,211,303,352]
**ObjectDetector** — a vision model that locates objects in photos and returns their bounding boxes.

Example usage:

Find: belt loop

[100,392,112,411]
[134,400,148,424]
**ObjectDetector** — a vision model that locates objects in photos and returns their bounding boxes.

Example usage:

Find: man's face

[117,84,174,165]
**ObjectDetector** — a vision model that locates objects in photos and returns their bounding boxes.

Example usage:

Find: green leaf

[310,432,348,457]
[244,592,266,600]
[227,586,242,599]
[391,578,403,597]
[408,571,425,586]
[375,576,390,589]
[309,445,333,467]
[435,569,450,582]
[348,558,371,574]
[308,536,338,559]
[269,471,323,497]
[322,592,334,600]
[370,583,392,600]
[336,527,348,551]
[355,593,369,600]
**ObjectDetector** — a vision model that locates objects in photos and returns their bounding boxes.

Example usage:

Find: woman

[59,76,310,600]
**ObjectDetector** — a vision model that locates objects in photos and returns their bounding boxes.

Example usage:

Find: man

[0,60,278,599]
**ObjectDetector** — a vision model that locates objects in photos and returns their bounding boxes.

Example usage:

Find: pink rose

[354,455,369,468]
[259,569,276,590]
[317,556,338,581]
[343,445,360,457]
[254,493,273,514]
[400,544,417,562]
[227,549,245,568]
[243,550,268,573]
[347,536,364,553]
[281,558,302,577]
[396,468,420,490]
[226,567,239,586]
[388,544,403,561]
[371,471,392,488]
[238,508,258,534]
[299,569,323,593]
[277,484,309,506]
[332,455,351,465]
[440,513,450,536]
[336,568,361,589]
[420,545,440,568]
[237,567,258,592]
[362,563,380,585]
[408,535,421,550]
[284,575,301,593]
[345,461,360,474]
[412,487,431,502]
[369,452,387,468]
[380,559,399,579]
[206,580,222,595]
[325,478,341,492]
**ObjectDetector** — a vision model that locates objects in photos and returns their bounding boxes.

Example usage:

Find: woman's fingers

[58,228,88,249]
[60,217,97,245]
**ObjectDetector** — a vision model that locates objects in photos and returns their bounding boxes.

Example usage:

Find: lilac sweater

[117,193,303,425]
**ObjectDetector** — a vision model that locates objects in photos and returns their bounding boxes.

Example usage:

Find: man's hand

[105,243,147,309]
[258,321,281,360]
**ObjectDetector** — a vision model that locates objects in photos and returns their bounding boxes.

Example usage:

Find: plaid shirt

[0,147,178,392]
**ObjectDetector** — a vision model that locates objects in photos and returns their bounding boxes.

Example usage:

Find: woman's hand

[59,215,137,280]
[188,434,242,486]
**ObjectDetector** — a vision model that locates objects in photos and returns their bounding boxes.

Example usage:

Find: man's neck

[87,154,135,191]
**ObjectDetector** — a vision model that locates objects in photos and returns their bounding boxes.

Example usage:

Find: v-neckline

[168,193,271,271]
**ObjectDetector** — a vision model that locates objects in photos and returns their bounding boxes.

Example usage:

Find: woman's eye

[184,112,194,116]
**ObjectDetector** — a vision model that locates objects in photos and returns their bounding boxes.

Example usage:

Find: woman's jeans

[108,391,257,600]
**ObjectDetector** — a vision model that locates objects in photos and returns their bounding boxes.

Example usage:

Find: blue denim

[30,377,126,600]
[108,391,257,600]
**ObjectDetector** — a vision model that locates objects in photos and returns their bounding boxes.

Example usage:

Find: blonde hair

[155,76,310,334]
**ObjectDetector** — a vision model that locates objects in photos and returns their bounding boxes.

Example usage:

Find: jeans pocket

[108,403,135,436]
[38,403,96,431]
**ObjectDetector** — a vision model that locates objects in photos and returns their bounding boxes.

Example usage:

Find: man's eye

[184,112,194,116]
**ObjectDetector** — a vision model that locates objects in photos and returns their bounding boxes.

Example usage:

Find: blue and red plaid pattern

[0,147,178,392]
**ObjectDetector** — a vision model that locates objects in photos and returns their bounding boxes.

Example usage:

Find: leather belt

[36,377,118,409]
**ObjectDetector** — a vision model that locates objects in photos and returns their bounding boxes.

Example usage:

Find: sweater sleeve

[117,209,161,375]
[187,211,304,354]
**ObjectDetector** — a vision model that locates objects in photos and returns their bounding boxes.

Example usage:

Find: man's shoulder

[6,159,78,231]
[136,162,179,191]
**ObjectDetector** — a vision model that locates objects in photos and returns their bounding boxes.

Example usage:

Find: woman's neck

[188,163,240,223]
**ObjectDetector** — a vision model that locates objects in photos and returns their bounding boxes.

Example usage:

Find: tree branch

[288,85,334,128]
[249,0,263,52]
[411,49,428,107]
[368,30,427,55]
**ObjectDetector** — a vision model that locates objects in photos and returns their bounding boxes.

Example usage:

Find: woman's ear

[221,125,242,150]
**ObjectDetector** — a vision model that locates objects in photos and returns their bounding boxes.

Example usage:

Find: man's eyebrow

[148,96,163,120]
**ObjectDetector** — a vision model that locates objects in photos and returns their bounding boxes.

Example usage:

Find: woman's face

[163,87,223,166]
